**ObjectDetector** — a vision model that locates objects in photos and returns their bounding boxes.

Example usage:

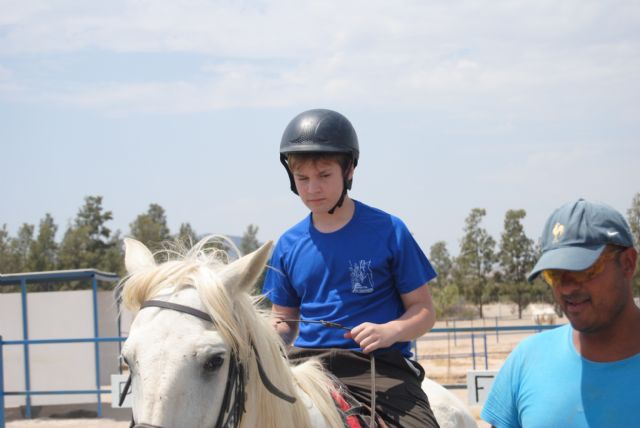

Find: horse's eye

[204,355,224,373]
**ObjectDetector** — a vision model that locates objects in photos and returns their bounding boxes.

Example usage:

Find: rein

[122,299,296,428]
[277,318,378,428]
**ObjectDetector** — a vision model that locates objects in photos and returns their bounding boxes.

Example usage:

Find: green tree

[129,203,171,251]
[627,192,640,295]
[58,196,123,287]
[429,241,461,318]
[456,208,496,318]
[27,213,58,272]
[0,225,18,291]
[240,224,260,256]
[10,223,35,273]
[0,224,25,278]
[497,209,537,318]
[176,222,198,247]
[429,241,453,288]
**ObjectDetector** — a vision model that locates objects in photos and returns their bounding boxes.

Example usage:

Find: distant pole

[446,320,451,378]
[91,275,103,418]
[453,319,457,346]
[483,334,488,370]
[1,335,5,428]
[471,333,476,370]
[20,278,32,418]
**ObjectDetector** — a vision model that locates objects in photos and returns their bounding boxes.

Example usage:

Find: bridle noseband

[122,299,296,428]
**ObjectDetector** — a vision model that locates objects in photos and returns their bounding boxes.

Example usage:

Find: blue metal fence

[0,269,120,427]
[1,322,560,426]
[413,324,560,388]
[0,269,560,427]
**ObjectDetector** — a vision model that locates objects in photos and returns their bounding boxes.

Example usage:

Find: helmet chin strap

[327,160,354,215]
[328,185,348,215]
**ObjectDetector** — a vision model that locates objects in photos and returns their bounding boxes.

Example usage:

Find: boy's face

[291,158,352,214]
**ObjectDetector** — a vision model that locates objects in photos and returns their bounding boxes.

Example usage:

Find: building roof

[0,269,119,285]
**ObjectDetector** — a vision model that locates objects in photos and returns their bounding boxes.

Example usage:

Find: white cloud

[0,0,638,115]
[0,64,12,79]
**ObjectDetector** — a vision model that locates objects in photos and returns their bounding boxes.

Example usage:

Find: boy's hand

[344,322,400,354]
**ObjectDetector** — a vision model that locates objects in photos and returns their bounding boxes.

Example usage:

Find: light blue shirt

[481,324,640,428]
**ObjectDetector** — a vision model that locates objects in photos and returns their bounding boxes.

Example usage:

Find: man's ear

[620,247,638,279]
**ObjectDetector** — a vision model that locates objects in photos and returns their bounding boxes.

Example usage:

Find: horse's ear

[124,237,156,273]
[218,241,273,295]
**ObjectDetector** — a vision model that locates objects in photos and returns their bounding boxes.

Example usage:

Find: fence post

[495,316,499,343]
[1,335,5,428]
[20,278,31,418]
[483,334,488,370]
[471,333,476,370]
[91,275,103,418]
[453,319,457,346]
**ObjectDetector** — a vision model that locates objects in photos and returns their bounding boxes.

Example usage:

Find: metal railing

[1,314,559,427]
[0,269,120,428]
[0,336,126,427]
[413,324,560,388]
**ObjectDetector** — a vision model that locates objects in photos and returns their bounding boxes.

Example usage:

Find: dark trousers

[288,347,440,428]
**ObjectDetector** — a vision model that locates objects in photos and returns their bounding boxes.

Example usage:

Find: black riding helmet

[279,109,359,214]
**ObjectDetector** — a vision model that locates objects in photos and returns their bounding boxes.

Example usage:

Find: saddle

[330,382,389,428]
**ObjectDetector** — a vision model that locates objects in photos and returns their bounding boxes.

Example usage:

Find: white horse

[530,303,557,325]
[120,237,476,428]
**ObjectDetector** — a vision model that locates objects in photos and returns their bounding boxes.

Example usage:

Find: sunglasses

[541,247,625,287]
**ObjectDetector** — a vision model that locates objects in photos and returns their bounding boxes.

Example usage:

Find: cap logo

[552,222,565,243]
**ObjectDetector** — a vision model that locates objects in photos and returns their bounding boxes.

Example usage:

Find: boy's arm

[271,303,300,346]
[346,283,436,353]
[396,283,437,339]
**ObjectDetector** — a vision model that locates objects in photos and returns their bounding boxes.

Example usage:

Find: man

[263,108,440,428]
[481,198,640,427]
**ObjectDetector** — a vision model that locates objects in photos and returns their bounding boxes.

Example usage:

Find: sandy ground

[6,309,561,428]
[6,414,489,428]
[6,420,130,428]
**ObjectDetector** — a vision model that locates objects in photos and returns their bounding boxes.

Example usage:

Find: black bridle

[121,299,296,428]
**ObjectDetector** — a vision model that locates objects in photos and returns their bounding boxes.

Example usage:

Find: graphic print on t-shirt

[349,260,374,293]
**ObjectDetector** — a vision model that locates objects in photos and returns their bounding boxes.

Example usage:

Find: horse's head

[120,237,273,428]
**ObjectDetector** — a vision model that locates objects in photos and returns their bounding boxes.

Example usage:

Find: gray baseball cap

[528,198,634,282]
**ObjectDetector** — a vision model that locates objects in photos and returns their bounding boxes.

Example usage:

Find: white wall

[1,289,123,407]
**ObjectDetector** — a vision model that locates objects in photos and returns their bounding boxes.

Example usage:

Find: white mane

[120,236,344,428]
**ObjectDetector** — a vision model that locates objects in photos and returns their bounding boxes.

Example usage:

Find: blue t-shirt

[481,324,640,428]
[262,200,436,357]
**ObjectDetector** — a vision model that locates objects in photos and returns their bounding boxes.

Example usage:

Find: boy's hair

[287,152,353,174]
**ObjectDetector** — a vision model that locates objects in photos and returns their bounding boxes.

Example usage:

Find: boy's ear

[347,164,355,180]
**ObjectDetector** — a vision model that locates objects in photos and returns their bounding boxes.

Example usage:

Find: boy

[263,108,440,428]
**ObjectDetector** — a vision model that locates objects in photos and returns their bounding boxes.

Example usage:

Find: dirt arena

[6,305,563,428]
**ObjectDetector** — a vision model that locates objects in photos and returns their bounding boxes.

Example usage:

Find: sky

[1,0,639,258]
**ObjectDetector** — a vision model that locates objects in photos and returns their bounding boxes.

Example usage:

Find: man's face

[547,248,633,333]
[291,158,350,214]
